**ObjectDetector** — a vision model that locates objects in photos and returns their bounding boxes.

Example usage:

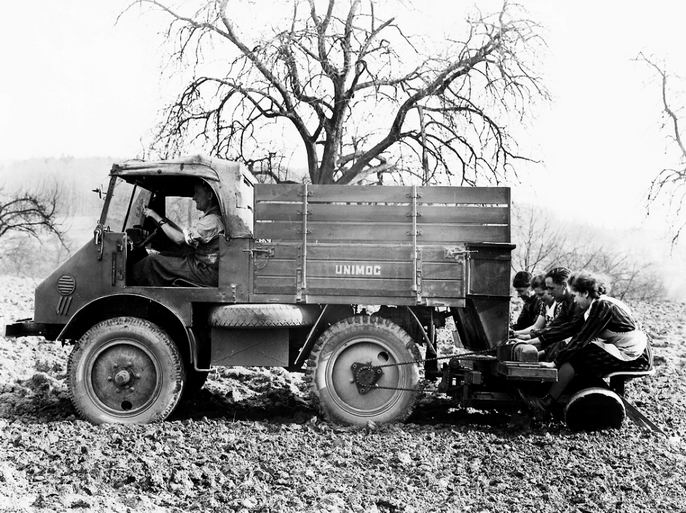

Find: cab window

[165,196,199,229]
[102,178,151,232]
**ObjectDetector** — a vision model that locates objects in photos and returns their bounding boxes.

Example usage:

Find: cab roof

[110,155,243,183]
[109,155,256,237]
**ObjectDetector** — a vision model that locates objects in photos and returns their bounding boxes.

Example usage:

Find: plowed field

[1,277,685,512]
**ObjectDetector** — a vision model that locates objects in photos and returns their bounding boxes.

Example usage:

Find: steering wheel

[127,224,159,249]
[136,226,159,248]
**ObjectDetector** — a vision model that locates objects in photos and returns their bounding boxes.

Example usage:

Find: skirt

[566,343,652,377]
[132,252,218,286]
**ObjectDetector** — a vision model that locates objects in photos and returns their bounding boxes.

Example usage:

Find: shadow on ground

[171,387,316,424]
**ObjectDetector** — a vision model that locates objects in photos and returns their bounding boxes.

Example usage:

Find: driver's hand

[143,207,162,223]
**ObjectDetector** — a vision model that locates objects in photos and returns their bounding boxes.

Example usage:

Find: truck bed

[248,184,512,306]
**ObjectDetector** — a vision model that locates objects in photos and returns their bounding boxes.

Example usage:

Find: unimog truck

[6,156,650,429]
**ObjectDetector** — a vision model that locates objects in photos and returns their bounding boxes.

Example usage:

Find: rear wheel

[306,316,421,425]
[67,316,185,424]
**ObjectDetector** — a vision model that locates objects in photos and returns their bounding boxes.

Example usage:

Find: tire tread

[208,304,318,328]
[67,316,184,424]
[305,315,421,425]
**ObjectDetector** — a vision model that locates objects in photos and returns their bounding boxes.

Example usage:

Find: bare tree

[0,233,71,278]
[511,203,666,299]
[637,52,686,244]
[511,204,564,273]
[0,187,64,244]
[125,0,547,184]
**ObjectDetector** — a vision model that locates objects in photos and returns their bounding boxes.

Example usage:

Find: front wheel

[306,316,421,425]
[67,316,185,424]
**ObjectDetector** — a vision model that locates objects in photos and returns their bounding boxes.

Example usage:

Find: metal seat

[604,368,655,396]
[604,368,655,379]
[603,341,655,396]
[601,368,663,434]
[171,277,203,288]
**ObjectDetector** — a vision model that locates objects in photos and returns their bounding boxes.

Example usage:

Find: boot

[517,389,553,413]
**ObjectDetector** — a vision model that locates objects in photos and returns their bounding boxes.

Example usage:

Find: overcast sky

[1,1,685,260]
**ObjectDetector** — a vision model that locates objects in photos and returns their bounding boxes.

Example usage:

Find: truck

[5,156,651,429]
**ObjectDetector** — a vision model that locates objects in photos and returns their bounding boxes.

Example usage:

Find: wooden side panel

[306,277,414,297]
[251,242,466,302]
[418,206,509,224]
[252,184,511,304]
[255,184,509,204]
[255,203,305,222]
[255,221,508,243]
[305,185,410,203]
[254,184,304,202]
[255,185,509,204]
[256,243,414,261]
[419,187,509,204]
[256,203,508,224]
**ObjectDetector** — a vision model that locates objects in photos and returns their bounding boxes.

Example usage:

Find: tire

[306,316,421,425]
[209,304,320,328]
[565,387,626,431]
[67,316,185,424]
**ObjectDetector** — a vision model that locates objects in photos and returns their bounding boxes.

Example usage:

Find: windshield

[100,177,151,232]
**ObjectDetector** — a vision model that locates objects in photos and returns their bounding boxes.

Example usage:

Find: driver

[131,180,225,286]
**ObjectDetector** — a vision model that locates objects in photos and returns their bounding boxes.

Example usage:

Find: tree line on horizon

[0,157,671,301]
[511,204,667,301]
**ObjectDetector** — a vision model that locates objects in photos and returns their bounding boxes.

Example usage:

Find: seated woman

[511,273,558,361]
[515,266,585,362]
[132,180,225,287]
[525,272,652,411]
[510,271,542,332]
[513,274,555,337]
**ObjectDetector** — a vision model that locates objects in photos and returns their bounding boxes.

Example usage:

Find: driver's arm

[143,208,185,245]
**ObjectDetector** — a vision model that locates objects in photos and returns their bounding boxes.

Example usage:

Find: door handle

[93,224,104,261]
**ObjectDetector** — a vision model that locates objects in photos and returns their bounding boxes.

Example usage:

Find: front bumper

[4,319,61,339]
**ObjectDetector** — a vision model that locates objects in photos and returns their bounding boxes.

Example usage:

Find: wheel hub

[89,342,159,415]
[113,370,132,386]
[351,362,383,394]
